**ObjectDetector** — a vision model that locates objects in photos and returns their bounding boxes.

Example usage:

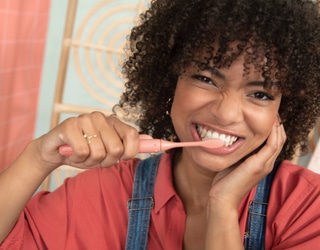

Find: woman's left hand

[205,120,286,249]
[210,120,286,207]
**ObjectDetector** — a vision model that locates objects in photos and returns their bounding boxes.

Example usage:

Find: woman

[1,0,320,249]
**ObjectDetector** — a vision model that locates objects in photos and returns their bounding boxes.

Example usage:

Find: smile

[196,124,239,147]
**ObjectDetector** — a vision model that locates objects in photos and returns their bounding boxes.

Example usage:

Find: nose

[211,93,244,125]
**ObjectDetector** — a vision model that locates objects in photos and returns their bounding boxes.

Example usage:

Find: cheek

[171,89,207,123]
[171,82,191,116]
[247,96,281,141]
[170,92,189,129]
[170,82,200,137]
[247,110,276,139]
[171,80,211,115]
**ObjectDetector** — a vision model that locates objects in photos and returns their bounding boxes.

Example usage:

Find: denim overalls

[125,154,279,250]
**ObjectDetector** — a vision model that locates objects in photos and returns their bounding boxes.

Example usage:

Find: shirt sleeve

[0,186,77,249]
[266,162,320,249]
[0,159,138,250]
[0,213,30,249]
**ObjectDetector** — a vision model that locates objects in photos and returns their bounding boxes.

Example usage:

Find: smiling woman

[0,0,320,249]
[170,55,282,174]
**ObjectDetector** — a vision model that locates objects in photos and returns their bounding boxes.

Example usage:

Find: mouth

[196,124,239,147]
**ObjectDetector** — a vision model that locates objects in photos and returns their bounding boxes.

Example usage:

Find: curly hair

[114,0,320,161]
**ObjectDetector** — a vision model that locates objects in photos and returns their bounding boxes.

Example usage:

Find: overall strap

[244,161,281,250]
[125,154,162,250]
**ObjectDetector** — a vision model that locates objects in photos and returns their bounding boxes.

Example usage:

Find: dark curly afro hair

[114,0,320,161]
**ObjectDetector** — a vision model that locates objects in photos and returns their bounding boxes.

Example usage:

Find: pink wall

[0,0,50,171]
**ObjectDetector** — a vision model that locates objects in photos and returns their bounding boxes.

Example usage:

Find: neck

[172,151,216,211]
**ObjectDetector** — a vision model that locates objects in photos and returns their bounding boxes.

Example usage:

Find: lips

[196,124,239,147]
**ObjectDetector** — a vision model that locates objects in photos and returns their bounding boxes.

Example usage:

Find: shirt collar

[152,152,255,217]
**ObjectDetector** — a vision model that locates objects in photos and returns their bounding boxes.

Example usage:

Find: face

[170,55,282,172]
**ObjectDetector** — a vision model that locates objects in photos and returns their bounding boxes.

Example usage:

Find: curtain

[0,0,51,171]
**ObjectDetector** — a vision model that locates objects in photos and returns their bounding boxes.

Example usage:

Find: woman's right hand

[0,111,140,244]
[35,112,140,172]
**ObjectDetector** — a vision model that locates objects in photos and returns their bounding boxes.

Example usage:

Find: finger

[243,122,284,175]
[139,134,153,139]
[278,122,287,147]
[212,122,286,200]
[80,113,125,167]
[65,114,105,167]
[100,116,140,165]
[57,117,91,162]
[59,113,140,168]
[209,120,287,208]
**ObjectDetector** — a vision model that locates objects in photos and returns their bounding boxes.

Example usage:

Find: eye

[249,91,274,101]
[192,74,216,86]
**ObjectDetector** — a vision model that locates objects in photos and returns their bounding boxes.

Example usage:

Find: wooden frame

[41,0,148,190]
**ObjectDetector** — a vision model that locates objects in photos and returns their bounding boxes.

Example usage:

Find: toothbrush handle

[138,139,162,153]
[59,138,177,156]
[138,139,180,152]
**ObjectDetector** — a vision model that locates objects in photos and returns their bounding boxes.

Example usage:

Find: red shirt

[1,153,320,249]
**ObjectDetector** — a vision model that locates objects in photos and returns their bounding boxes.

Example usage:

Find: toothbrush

[58,138,224,156]
[137,138,224,153]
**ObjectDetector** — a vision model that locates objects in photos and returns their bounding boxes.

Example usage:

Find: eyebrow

[247,81,266,87]
[203,65,274,88]
[202,65,226,80]
[200,63,280,91]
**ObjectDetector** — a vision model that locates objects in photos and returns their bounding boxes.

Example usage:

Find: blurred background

[0,0,50,171]
[0,0,319,191]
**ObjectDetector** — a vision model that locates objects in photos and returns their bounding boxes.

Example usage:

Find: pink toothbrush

[58,138,224,156]
[137,138,224,153]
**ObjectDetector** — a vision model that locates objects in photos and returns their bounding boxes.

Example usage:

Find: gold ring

[83,134,98,144]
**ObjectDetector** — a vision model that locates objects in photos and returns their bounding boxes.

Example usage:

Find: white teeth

[196,125,238,147]
[225,135,231,145]
[200,128,207,138]
[212,131,219,139]
[219,134,226,141]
